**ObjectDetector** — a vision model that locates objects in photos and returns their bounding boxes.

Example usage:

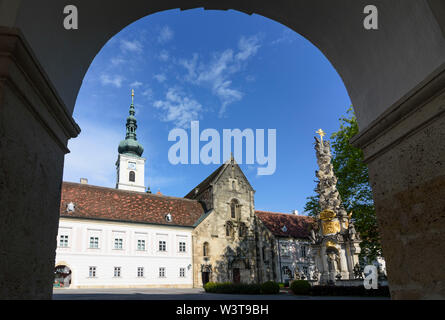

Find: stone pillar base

[352,63,445,299]
[0,27,79,299]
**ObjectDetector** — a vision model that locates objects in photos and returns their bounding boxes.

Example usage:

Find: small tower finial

[131,89,135,105]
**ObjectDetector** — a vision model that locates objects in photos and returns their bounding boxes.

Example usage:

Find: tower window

[230,199,240,219]
[239,222,247,237]
[203,242,209,256]
[129,171,135,182]
[226,222,233,237]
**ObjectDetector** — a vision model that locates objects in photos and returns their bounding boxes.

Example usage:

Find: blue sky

[63,9,351,215]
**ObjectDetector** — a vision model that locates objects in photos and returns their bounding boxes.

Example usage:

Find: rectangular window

[179,268,185,278]
[159,267,166,278]
[114,267,121,277]
[59,235,69,247]
[280,243,289,257]
[179,241,186,252]
[137,239,146,251]
[89,266,96,278]
[159,241,166,252]
[137,267,144,278]
[114,238,123,249]
[89,237,99,249]
[301,246,306,258]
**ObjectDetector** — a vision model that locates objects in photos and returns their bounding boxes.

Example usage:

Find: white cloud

[179,53,199,82]
[178,35,261,116]
[153,87,203,128]
[120,39,143,53]
[271,29,296,45]
[100,74,125,88]
[159,50,170,62]
[236,35,261,61]
[158,26,174,44]
[130,81,143,88]
[154,73,167,83]
[142,87,154,99]
[111,57,126,66]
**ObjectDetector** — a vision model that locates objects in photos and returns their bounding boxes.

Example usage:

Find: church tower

[116,90,146,192]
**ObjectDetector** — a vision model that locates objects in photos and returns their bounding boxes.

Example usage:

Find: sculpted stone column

[0,28,79,299]
[351,63,445,299]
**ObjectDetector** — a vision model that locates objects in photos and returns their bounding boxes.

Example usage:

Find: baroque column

[309,129,361,284]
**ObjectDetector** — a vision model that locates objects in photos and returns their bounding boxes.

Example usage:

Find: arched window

[226,222,233,237]
[203,242,209,257]
[129,171,135,182]
[239,222,247,237]
[230,199,239,219]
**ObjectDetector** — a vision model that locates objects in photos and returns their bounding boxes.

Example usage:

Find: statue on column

[309,129,361,284]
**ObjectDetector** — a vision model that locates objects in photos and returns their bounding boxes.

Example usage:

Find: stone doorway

[233,268,241,283]
[201,272,210,286]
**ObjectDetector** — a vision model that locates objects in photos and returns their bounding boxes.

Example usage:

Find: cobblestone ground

[53,288,389,300]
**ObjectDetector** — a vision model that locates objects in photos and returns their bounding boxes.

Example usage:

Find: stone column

[339,245,349,277]
[351,63,445,299]
[0,28,79,299]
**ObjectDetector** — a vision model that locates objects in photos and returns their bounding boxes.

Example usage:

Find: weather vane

[316,128,326,144]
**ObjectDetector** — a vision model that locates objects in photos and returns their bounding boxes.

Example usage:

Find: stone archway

[1,0,445,299]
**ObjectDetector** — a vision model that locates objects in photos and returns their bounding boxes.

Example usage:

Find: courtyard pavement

[53,287,389,300]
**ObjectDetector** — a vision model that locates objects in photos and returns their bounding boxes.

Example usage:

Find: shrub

[290,280,311,295]
[261,281,280,294]
[278,283,285,289]
[203,282,218,293]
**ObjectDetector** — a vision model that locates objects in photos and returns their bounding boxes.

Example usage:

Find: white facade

[55,217,193,288]
[116,153,146,192]
[276,238,315,284]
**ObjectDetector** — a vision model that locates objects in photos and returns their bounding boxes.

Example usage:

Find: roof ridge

[62,181,200,202]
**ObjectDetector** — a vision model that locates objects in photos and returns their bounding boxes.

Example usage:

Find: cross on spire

[316,128,326,144]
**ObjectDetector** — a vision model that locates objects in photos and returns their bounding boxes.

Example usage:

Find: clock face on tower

[128,162,136,170]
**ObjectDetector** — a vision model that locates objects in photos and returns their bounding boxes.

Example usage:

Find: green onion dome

[118,90,144,157]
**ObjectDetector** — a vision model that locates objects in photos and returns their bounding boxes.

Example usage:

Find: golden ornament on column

[319,209,341,235]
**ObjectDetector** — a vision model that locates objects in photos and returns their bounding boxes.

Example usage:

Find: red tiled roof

[60,182,205,227]
[256,211,315,239]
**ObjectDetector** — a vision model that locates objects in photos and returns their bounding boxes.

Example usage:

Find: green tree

[304,107,382,262]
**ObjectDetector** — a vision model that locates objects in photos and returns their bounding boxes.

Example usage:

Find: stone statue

[311,130,362,284]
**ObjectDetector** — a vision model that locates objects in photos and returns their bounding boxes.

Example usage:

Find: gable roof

[256,211,314,239]
[60,182,205,227]
[184,163,225,199]
[184,157,253,199]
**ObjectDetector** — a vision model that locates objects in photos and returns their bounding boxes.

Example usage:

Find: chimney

[292,210,299,215]
[80,178,88,184]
